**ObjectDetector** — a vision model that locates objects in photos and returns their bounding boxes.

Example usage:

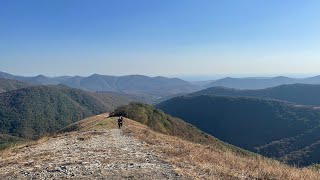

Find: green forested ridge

[0,86,139,140]
[0,78,32,93]
[157,95,320,166]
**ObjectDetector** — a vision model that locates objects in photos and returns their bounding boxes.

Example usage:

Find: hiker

[118,116,123,129]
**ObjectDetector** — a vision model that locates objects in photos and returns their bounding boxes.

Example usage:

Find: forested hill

[0,86,138,140]
[0,78,31,93]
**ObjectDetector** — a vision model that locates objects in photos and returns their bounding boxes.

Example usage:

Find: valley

[157,94,320,166]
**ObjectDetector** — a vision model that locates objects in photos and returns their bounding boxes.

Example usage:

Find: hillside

[157,95,320,166]
[0,78,31,93]
[0,134,26,150]
[205,76,320,89]
[112,103,247,153]
[192,84,320,106]
[1,114,318,179]
[0,86,139,140]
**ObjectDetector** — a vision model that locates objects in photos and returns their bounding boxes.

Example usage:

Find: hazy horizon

[1,70,319,81]
[1,1,320,77]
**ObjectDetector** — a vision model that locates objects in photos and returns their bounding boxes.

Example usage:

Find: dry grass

[60,113,111,132]
[122,118,320,180]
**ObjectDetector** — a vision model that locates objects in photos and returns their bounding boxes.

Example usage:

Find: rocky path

[0,129,180,179]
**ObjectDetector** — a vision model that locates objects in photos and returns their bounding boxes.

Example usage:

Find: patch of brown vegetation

[122,118,320,179]
[60,113,111,132]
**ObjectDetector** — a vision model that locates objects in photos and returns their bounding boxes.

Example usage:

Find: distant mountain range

[0,71,67,85]
[4,71,320,95]
[205,76,320,89]
[63,74,199,97]
[0,85,141,140]
[0,72,199,98]
[157,94,320,166]
[192,84,320,106]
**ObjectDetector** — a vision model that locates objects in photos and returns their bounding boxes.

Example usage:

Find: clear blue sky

[1,0,320,79]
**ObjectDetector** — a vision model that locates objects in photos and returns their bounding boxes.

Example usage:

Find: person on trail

[118,116,123,129]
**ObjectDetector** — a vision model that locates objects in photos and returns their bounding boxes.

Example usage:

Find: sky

[1,0,320,80]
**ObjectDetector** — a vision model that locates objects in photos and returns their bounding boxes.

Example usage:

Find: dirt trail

[0,128,181,179]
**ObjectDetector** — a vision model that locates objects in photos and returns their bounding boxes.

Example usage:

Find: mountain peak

[35,74,47,78]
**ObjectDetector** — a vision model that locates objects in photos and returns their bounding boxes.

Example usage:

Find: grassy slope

[0,134,27,150]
